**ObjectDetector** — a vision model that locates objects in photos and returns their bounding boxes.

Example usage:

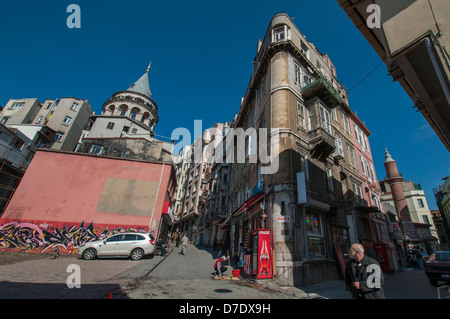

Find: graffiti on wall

[0,221,148,254]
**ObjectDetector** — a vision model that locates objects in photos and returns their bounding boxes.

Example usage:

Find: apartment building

[173,145,193,225]
[225,13,392,286]
[0,97,91,152]
[180,123,228,244]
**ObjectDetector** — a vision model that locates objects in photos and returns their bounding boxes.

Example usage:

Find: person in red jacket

[214,256,228,277]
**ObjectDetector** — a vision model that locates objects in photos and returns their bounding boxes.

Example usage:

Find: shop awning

[220,192,265,227]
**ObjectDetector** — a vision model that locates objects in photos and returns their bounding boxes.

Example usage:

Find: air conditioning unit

[333,138,344,159]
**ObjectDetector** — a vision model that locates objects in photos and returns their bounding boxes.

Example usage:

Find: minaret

[384,149,419,240]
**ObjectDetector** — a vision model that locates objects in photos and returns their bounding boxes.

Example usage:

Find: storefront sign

[276,216,291,223]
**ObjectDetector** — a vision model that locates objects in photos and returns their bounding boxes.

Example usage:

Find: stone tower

[384,149,419,241]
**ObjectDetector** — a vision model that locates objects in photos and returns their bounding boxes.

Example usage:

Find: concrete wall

[0,149,175,254]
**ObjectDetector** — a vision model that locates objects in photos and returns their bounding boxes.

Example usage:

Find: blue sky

[1,0,449,209]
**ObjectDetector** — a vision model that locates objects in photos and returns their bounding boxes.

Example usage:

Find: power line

[347,61,384,94]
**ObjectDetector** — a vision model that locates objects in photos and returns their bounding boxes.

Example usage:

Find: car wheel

[82,248,97,260]
[130,248,144,261]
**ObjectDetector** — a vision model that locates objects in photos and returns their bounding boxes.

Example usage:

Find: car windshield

[436,252,450,261]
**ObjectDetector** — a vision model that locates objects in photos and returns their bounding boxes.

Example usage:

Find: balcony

[302,76,347,109]
[308,127,336,160]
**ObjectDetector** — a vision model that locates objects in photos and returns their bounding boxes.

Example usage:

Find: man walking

[181,233,189,255]
[345,243,385,299]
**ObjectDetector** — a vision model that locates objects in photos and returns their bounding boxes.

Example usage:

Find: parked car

[424,251,450,286]
[76,233,156,261]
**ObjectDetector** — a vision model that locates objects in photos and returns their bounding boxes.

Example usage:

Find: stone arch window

[108,104,115,115]
[141,112,150,124]
[119,104,128,116]
[149,118,155,129]
[130,107,140,120]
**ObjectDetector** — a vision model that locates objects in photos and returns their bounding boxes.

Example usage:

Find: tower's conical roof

[384,148,395,164]
[127,63,152,99]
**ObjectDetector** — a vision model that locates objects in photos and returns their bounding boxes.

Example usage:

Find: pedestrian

[214,256,228,277]
[175,232,181,247]
[236,243,244,268]
[415,249,425,270]
[181,233,189,255]
[344,243,385,299]
[157,238,166,256]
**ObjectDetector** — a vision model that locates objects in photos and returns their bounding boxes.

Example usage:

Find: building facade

[434,176,450,249]
[0,149,176,254]
[221,13,391,286]
[0,97,92,152]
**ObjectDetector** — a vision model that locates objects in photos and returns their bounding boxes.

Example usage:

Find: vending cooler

[251,229,273,279]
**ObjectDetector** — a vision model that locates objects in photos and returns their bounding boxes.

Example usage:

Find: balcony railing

[302,76,347,109]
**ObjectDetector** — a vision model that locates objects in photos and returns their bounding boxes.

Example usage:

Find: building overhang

[337,0,450,151]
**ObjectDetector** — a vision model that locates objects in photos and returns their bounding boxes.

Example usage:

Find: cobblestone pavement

[0,246,443,300]
[0,250,166,299]
[124,244,309,299]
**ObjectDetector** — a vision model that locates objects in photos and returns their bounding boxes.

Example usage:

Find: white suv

[76,233,156,260]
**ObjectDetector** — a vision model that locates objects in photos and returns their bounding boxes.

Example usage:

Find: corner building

[228,13,390,286]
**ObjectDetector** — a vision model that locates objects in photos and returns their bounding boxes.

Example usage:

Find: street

[0,245,445,300]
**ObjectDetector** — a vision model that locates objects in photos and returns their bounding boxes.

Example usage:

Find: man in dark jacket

[345,243,385,299]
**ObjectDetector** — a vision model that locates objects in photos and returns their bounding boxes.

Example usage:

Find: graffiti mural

[0,220,148,254]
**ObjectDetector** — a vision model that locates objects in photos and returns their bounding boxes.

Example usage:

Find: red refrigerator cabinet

[252,229,273,279]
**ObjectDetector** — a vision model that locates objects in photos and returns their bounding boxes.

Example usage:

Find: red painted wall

[0,150,175,254]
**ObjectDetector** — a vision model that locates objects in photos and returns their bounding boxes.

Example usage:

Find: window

[341,111,350,132]
[37,117,43,124]
[124,234,144,241]
[54,131,65,142]
[295,63,302,85]
[360,154,366,175]
[327,168,334,192]
[354,124,360,143]
[11,102,24,110]
[272,26,287,42]
[106,122,115,130]
[417,199,425,208]
[319,104,332,134]
[303,74,312,87]
[306,212,326,260]
[353,183,363,204]
[301,42,309,59]
[1,117,9,125]
[130,111,137,119]
[63,116,72,125]
[106,235,123,242]
[297,101,306,130]
[422,215,430,224]
[89,144,104,155]
[70,102,79,111]
[13,139,25,150]
[350,147,356,168]
[121,149,130,158]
